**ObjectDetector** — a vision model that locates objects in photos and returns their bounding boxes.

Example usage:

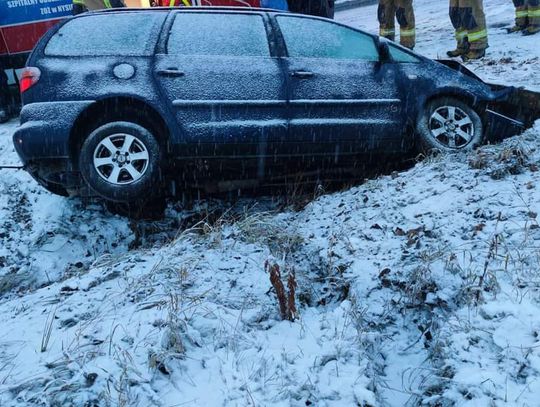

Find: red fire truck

[0,0,73,68]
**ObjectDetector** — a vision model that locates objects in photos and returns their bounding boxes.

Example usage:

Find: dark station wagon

[13,8,539,204]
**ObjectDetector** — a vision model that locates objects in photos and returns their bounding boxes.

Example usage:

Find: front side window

[168,13,270,57]
[388,44,421,63]
[45,13,165,56]
[277,15,379,61]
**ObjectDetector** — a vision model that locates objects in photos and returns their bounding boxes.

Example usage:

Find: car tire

[416,97,483,154]
[79,121,162,202]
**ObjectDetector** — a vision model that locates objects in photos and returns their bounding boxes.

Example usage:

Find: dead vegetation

[237,211,304,256]
[266,261,297,321]
[468,142,533,180]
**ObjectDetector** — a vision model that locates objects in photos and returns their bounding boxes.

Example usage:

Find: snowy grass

[1,0,540,405]
[2,124,540,405]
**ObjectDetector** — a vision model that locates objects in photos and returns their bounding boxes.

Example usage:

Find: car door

[155,11,287,161]
[273,14,404,157]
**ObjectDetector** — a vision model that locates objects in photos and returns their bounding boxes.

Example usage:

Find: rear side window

[167,13,270,57]
[277,15,379,61]
[45,13,165,56]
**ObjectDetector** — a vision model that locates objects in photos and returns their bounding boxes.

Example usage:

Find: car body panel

[14,101,94,163]
[154,53,288,156]
[153,10,289,161]
[281,57,404,154]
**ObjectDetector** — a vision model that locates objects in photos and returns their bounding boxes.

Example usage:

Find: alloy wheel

[428,105,475,149]
[93,133,149,185]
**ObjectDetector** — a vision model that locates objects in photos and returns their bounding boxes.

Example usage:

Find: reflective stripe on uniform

[73,0,85,4]
[169,0,175,5]
[104,0,112,7]
[400,28,415,37]
[379,28,395,36]
[455,30,467,40]
[181,0,190,5]
[529,7,540,17]
[468,29,488,42]
[516,10,528,17]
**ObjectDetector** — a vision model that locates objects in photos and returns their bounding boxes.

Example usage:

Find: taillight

[20,67,41,93]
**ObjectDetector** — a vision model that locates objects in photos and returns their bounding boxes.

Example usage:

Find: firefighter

[150,0,191,6]
[72,0,126,15]
[507,0,540,35]
[288,0,335,19]
[447,0,488,60]
[377,0,416,50]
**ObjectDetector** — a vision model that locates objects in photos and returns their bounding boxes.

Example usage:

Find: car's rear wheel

[416,97,483,153]
[79,121,162,202]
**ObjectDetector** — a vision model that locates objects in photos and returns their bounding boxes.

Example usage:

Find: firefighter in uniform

[447,0,488,60]
[508,0,540,35]
[288,0,335,18]
[150,0,191,6]
[72,0,126,15]
[377,0,416,49]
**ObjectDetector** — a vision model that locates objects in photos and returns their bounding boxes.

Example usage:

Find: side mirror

[378,40,391,63]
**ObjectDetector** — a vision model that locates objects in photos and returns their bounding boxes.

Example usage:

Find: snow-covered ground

[0,0,539,405]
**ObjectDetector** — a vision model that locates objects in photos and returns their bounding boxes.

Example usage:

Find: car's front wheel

[416,97,483,154]
[79,121,162,202]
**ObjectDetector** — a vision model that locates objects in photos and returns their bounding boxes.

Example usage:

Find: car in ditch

[13,7,540,205]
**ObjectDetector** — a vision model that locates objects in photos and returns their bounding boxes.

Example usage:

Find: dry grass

[266,261,297,321]
[237,212,303,257]
[40,306,57,353]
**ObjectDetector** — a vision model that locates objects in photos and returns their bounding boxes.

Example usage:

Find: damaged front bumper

[436,59,540,140]
[484,85,540,141]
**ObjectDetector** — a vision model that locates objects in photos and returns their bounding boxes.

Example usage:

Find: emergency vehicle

[0,0,72,67]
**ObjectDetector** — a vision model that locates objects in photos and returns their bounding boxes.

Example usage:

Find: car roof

[92,6,284,14]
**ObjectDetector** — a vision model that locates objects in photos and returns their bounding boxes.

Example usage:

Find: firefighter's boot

[447,38,469,57]
[506,24,527,33]
[461,48,486,61]
[523,25,540,35]
[447,48,467,57]
[511,2,528,33]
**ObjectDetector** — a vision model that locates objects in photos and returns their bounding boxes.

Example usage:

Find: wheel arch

[421,89,488,117]
[69,96,171,169]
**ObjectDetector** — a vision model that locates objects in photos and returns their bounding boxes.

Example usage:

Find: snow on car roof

[92,6,286,13]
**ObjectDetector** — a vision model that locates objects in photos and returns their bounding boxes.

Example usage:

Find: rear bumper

[13,101,93,194]
[13,100,93,164]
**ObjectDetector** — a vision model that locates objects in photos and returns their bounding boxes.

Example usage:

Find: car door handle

[157,69,185,77]
[290,70,314,79]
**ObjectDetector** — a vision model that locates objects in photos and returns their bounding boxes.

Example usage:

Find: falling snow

[0,0,540,405]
